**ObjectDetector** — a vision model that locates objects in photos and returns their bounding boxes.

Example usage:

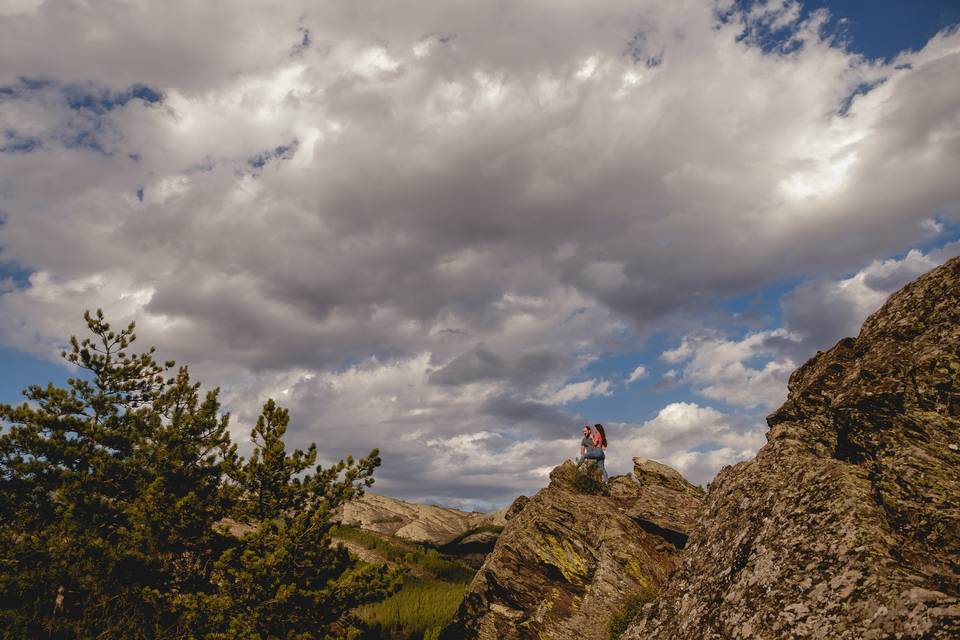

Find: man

[576,425,593,466]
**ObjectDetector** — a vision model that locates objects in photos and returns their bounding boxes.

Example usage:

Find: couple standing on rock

[576,423,609,482]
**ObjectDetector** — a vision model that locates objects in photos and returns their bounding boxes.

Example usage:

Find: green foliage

[607,581,658,639]
[331,526,474,583]
[0,310,398,639]
[574,461,609,495]
[228,398,318,521]
[356,577,467,640]
[329,527,475,639]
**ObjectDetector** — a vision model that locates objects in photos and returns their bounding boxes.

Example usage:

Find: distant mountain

[626,256,960,639]
[335,492,510,546]
[331,493,515,639]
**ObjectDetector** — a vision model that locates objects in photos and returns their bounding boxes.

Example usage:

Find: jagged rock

[504,495,530,521]
[441,459,703,640]
[625,257,960,640]
[621,458,704,549]
[334,492,507,546]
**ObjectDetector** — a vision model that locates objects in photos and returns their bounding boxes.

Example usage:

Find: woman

[581,423,609,482]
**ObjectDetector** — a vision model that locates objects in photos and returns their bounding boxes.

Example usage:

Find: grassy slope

[331,525,475,640]
[357,576,467,640]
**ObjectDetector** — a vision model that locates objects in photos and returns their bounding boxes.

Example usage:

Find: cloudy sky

[1,0,959,510]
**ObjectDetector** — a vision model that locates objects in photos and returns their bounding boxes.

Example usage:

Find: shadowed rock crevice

[633,519,688,550]
[625,256,960,640]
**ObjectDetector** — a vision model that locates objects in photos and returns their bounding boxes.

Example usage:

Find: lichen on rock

[441,460,702,640]
[624,256,960,640]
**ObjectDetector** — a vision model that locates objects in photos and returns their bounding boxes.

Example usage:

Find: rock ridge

[441,458,703,640]
[334,492,509,547]
[625,256,960,640]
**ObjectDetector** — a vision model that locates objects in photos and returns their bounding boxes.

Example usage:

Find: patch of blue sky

[64,82,162,114]
[718,1,826,55]
[565,379,701,427]
[1,77,162,110]
[837,79,886,117]
[689,441,726,454]
[0,262,33,291]
[15,76,53,91]
[248,140,299,170]
[0,347,73,406]
[913,218,960,254]
[1,129,42,153]
[60,118,113,155]
[719,276,803,334]
[0,78,163,156]
[802,0,960,61]
[186,157,216,174]
[724,1,959,61]
[0,214,33,290]
[291,27,311,56]
[564,331,698,424]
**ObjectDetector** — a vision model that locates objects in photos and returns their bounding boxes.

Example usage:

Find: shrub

[607,582,658,639]
[331,526,474,583]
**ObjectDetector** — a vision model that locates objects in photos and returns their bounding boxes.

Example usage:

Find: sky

[1,0,959,511]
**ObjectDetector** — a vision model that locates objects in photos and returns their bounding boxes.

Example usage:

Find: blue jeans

[578,449,608,482]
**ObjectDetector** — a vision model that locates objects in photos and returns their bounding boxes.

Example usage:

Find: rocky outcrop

[618,459,703,549]
[334,492,507,547]
[626,257,960,640]
[441,458,703,640]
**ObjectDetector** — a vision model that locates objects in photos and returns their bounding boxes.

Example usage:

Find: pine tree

[230,398,318,522]
[193,399,400,639]
[0,311,398,639]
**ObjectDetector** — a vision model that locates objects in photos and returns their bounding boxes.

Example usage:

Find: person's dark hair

[594,423,607,448]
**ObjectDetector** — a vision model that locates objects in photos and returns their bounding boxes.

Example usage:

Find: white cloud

[661,329,799,409]
[1,1,959,505]
[661,242,960,414]
[780,245,958,352]
[609,402,766,486]
[547,378,613,405]
[0,0,43,18]
[626,365,648,384]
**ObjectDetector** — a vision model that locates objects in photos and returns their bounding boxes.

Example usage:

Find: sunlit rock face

[441,458,703,640]
[334,492,509,547]
[625,257,960,640]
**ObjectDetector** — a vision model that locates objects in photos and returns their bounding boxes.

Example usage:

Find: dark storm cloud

[429,346,570,389]
[479,394,576,432]
[429,347,506,386]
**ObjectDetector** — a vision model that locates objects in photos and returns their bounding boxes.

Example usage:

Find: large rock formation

[441,458,703,640]
[626,257,960,639]
[334,492,508,546]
